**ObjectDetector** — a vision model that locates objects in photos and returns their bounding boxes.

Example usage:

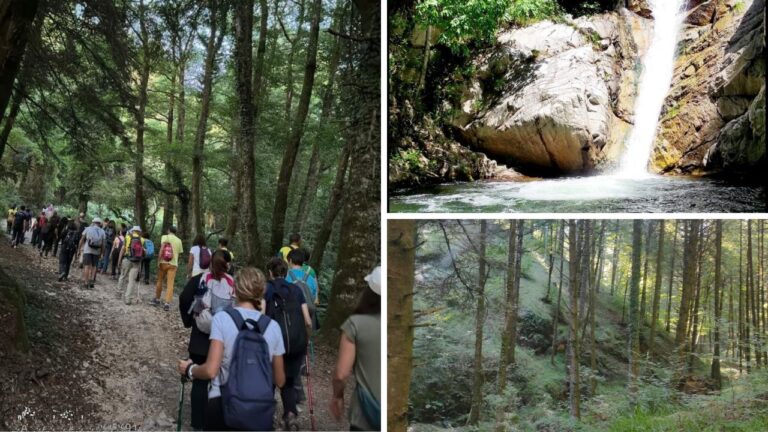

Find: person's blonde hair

[235,267,267,310]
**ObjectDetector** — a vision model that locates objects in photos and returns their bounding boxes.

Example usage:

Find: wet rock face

[657,0,765,177]
[448,12,652,176]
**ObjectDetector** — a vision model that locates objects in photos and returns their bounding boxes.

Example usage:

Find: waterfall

[617,0,686,177]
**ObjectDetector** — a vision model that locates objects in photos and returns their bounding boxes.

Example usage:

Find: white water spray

[617,0,686,177]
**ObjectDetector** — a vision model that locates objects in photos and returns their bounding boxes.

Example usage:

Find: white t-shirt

[189,246,204,277]
[208,307,285,399]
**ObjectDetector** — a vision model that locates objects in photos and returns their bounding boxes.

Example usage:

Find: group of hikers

[6,204,381,431]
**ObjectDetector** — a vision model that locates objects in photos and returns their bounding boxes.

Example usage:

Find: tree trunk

[496,220,520,430]
[269,0,322,254]
[308,142,350,274]
[551,221,565,366]
[283,0,307,123]
[387,220,416,432]
[665,220,679,333]
[640,222,653,324]
[675,220,701,379]
[748,220,760,369]
[649,220,665,356]
[687,225,705,373]
[163,66,176,234]
[0,78,24,161]
[468,220,487,425]
[711,220,723,388]
[628,220,643,403]
[191,0,225,237]
[0,0,38,121]
[233,0,262,265]
[292,3,344,236]
[322,0,380,333]
[567,220,581,419]
[610,221,621,295]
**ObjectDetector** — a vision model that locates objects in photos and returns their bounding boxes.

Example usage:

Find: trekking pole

[177,373,187,432]
[309,338,315,364]
[305,350,316,431]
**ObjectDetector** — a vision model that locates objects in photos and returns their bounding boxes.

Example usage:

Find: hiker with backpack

[31,211,44,248]
[118,226,146,305]
[99,220,116,274]
[265,257,312,431]
[179,249,234,430]
[76,217,106,289]
[6,204,16,235]
[278,234,302,262]
[330,266,381,431]
[57,220,81,282]
[11,205,30,248]
[110,228,126,280]
[136,230,154,284]
[286,249,319,319]
[153,226,184,311]
[40,211,59,257]
[52,216,69,258]
[187,234,212,279]
[177,266,286,431]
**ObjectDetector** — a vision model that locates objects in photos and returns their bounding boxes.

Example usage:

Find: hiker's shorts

[83,253,100,267]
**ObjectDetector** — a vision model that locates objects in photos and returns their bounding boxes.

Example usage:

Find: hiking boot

[163,303,170,312]
[283,412,299,431]
[149,298,161,307]
[58,274,65,282]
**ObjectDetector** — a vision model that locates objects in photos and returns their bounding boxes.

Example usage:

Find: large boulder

[448,12,652,176]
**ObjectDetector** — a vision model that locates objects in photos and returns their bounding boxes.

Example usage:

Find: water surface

[389,175,766,213]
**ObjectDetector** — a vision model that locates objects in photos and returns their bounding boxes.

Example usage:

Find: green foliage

[505,0,562,26]
[416,0,513,54]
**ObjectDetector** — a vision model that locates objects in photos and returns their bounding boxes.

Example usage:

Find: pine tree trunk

[748,220,761,368]
[567,220,581,419]
[192,0,225,237]
[387,220,415,432]
[640,222,652,324]
[628,220,643,403]
[665,220,679,333]
[497,220,519,430]
[675,220,701,379]
[711,220,723,388]
[468,220,487,426]
[610,221,621,296]
[551,221,565,365]
[270,0,322,254]
[649,220,665,356]
[233,0,262,264]
[688,226,705,373]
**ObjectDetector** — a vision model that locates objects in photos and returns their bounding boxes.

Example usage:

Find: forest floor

[0,232,349,431]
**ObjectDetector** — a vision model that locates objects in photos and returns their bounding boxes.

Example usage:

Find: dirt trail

[1,232,349,431]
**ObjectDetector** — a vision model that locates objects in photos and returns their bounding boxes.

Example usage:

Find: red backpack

[126,234,145,262]
[160,242,174,261]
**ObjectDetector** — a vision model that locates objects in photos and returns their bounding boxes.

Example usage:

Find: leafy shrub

[506,0,562,26]
[416,0,513,54]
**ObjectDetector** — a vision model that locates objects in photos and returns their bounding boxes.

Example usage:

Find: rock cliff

[654,0,765,178]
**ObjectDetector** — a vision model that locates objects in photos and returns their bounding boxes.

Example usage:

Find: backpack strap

[301,271,310,283]
[255,314,271,334]
[225,307,246,330]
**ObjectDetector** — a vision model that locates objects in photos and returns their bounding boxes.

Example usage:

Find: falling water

[617,0,686,177]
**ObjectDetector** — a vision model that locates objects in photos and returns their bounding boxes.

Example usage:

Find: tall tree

[233,0,262,264]
[551,221,565,366]
[610,221,621,295]
[567,220,581,419]
[387,220,416,432]
[665,220,679,332]
[497,220,521,431]
[711,220,723,388]
[191,0,226,236]
[648,220,665,355]
[270,0,322,252]
[323,0,380,332]
[675,220,701,379]
[468,220,487,425]
[628,220,643,402]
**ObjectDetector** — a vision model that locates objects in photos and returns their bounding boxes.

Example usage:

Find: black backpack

[266,280,307,356]
[63,230,80,253]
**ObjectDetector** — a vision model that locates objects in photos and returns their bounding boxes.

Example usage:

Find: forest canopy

[0,0,381,331]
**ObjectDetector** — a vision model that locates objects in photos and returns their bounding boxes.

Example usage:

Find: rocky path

[1,232,349,431]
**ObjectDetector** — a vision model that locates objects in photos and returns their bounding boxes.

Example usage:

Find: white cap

[364,266,381,296]
[92,217,102,225]
[131,225,142,233]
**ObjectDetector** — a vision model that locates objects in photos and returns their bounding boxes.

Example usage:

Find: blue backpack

[221,307,275,431]
[144,239,155,258]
